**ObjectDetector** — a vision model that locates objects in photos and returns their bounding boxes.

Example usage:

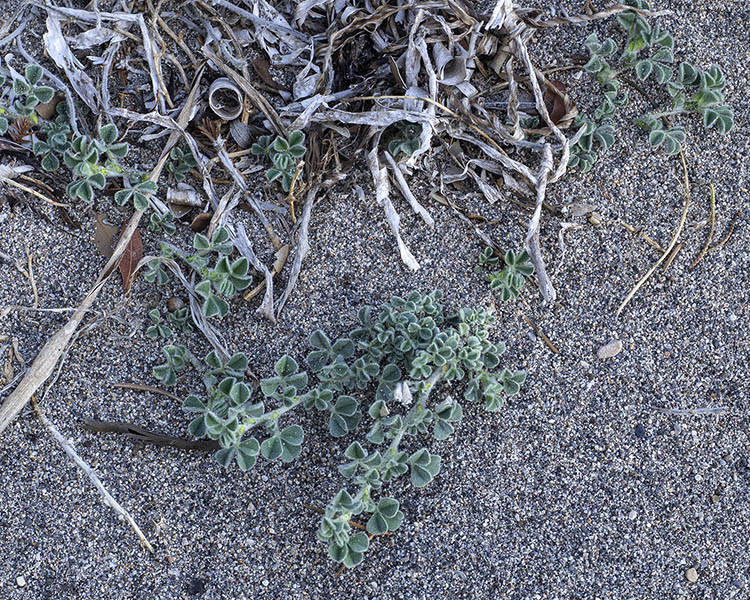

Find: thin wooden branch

[31,397,154,553]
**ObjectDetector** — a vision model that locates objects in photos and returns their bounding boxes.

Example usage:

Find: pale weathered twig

[276,184,319,317]
[30,396,154,553]
[650,405,728,416]
[524,143,556,303]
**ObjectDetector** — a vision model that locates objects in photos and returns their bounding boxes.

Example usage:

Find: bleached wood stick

[31,397,154,553]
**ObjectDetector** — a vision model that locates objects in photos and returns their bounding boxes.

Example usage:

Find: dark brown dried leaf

[117,226,142,293]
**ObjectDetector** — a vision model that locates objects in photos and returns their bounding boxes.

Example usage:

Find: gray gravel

[1,1,749,599]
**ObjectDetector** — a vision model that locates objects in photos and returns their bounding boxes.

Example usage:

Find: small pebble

[597,340,623,359]
[628,510,637,520]
[16,575,26,587]
[167,297,185,312]
[262,579,269,587]
[588,212,602,226]
[634,423,647,438]
[188,578,206,595]
[686,568,699,583]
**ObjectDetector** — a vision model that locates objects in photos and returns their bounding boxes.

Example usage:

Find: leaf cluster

[571,0,733,170]
[0,64,54,134]
[250,130,306,191]
[145,226,252,319]
[386,121,421,158]
[167,145,198,182]
[476,247,534,302]
[63,123,131,205]
[150,290,526,568]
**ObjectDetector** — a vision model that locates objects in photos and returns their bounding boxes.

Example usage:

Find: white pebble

[16,575,26,587]
[597,340,623,359]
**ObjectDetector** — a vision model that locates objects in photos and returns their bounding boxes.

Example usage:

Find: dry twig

[31,396,154,553]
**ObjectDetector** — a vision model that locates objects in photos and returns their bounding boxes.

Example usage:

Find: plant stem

[387,367,445,455]
[240,396,303,435]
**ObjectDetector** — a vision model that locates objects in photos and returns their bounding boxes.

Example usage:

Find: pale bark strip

[276,184,319,317]
[31,397,154,553]
[524,143,556,303]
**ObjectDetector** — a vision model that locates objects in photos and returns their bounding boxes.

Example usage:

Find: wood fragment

[650,405,727,416]
[618,220,666,254]
[709,210,740,251]
[689,184,716,269]
[81,418,219,451]
[25,247,38,309]
[662,242,683,272]
[31,397,154,553]
[0,175,69,208]
[518,310,560,354]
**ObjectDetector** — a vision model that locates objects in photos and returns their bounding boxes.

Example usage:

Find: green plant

[152,290,526,569]
[144,227,252,319]
[33,115,72,171]
[147,210,177,235]
[0,65,54,135]
[386,120,421,158]
[250,130,306,191]
[167,304,193,333]
[63,123,130,204]
[476,247,534,302]
[571,0,733,170]
[145,309,172,340]
[167,145,197,182]
[114,172,158,212]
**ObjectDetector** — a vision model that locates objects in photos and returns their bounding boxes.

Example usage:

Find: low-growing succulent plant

[151,290,526,568]
[251,130,306,191]
[0,64,54,134]
[145,309,172,340]
[570,0,733,171]
[167,145,198,182]
[63,123,133,205]
[386,120,422,158]
[144,226,252,319]
[147,210,177,235]
[476,247,535,302]
[114,172,158,212]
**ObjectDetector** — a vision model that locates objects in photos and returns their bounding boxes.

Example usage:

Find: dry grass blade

[524,144,556,302]
[689,184,716,269]
[617,151,691,316]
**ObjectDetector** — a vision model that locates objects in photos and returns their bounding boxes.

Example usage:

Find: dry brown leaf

[117,226,142,293]
[34,92,64,120]
[543,80,567,125]
[190,212,213,232]
[251,58,291,92]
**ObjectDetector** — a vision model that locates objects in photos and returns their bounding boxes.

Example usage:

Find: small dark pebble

[188,578,206,595]
[634,423,647,438]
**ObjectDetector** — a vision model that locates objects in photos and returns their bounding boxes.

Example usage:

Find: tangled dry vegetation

[2,0,718,568]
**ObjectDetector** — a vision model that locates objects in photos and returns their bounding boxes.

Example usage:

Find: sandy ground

[0,1,748,599]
